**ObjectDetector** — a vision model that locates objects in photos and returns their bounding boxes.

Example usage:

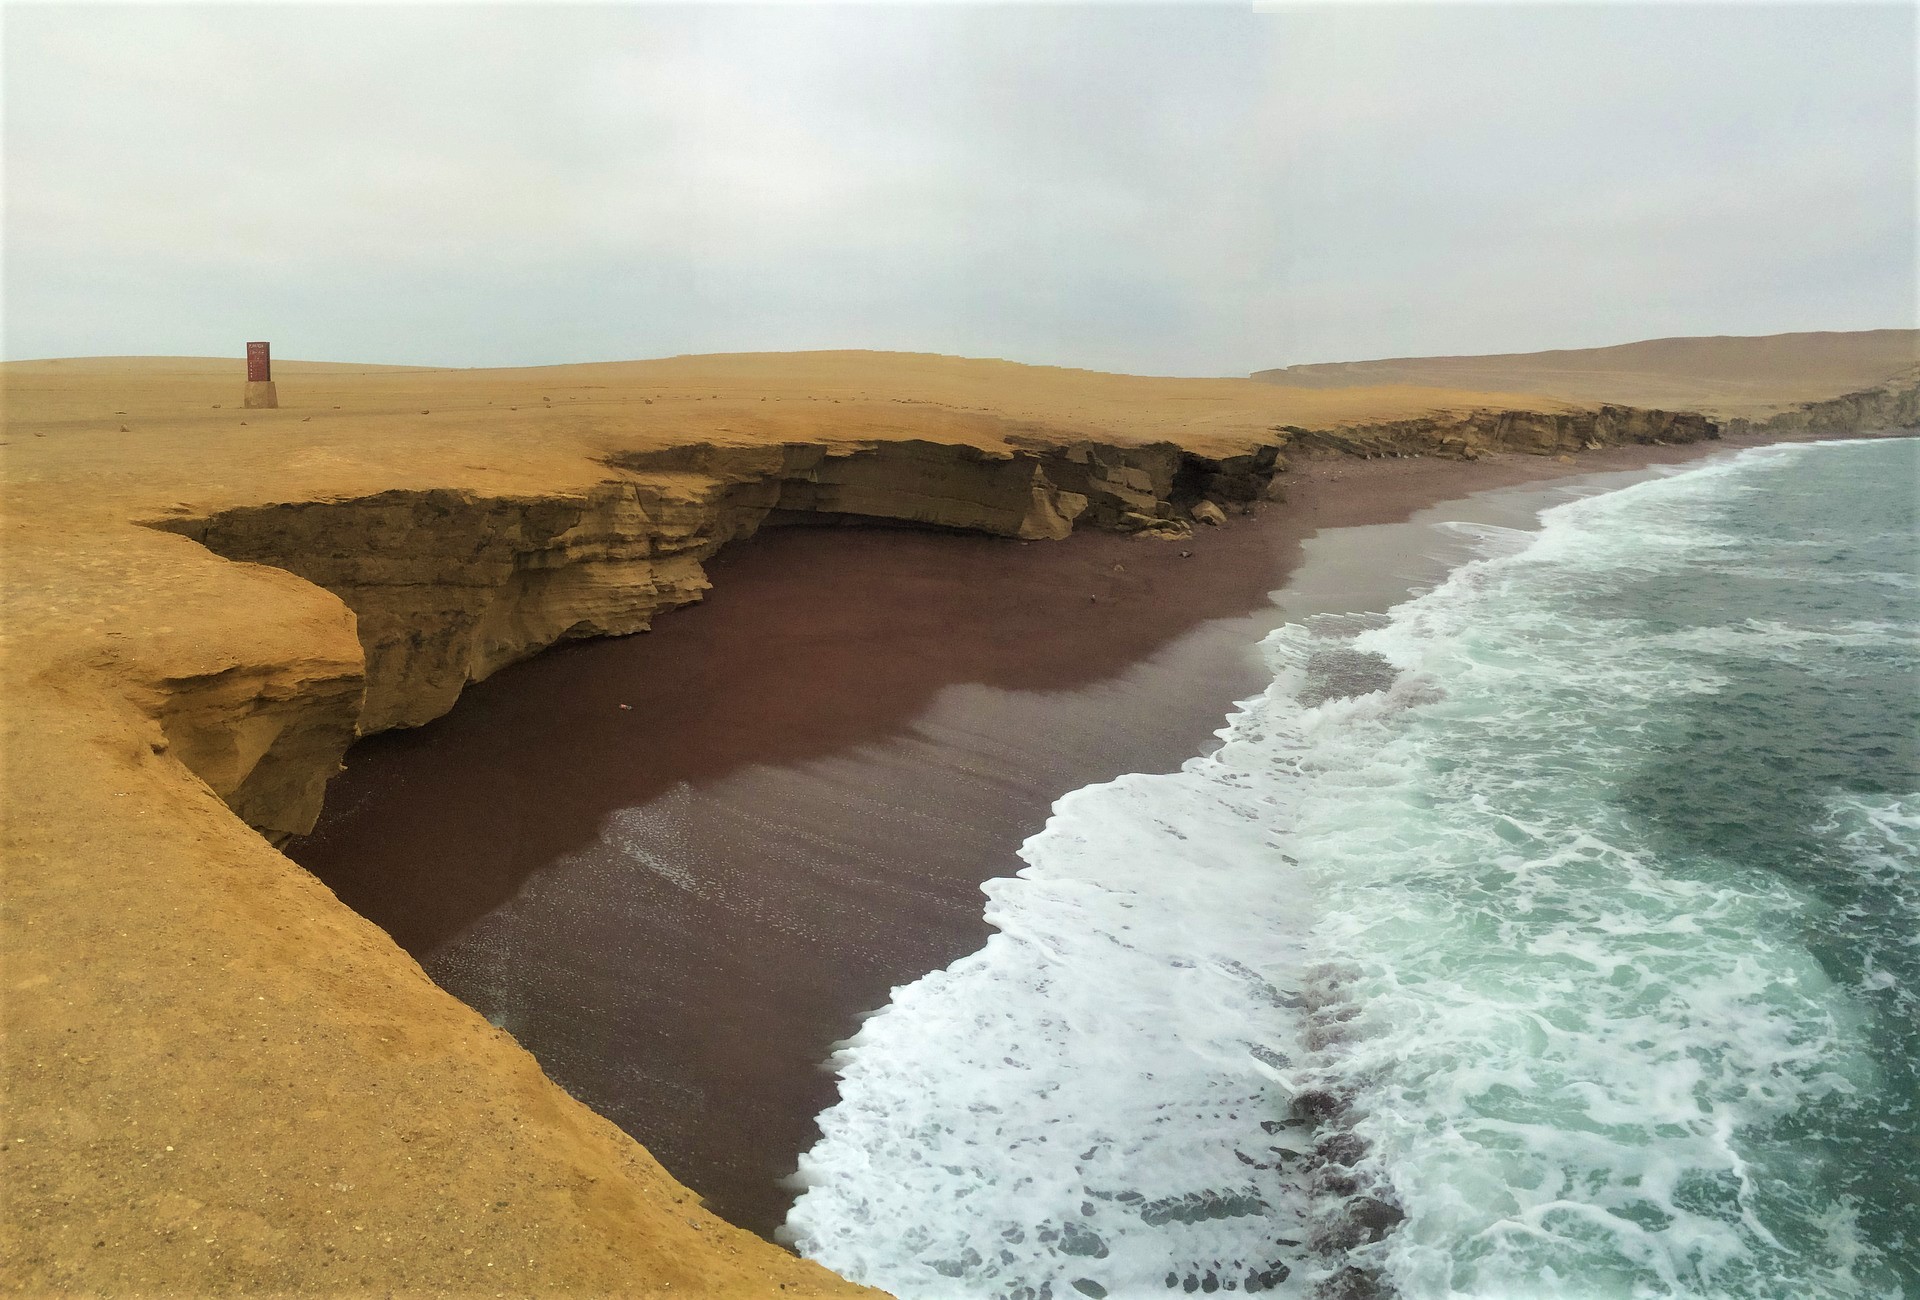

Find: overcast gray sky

[5,3,1913,375]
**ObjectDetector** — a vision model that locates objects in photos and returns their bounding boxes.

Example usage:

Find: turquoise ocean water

[785,437,1919,1300]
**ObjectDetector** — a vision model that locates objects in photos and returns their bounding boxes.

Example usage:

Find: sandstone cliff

[1276,403,1717,461]
[1722,369,1920,438]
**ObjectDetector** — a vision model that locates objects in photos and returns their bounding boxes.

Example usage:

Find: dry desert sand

[1256,327,1920,419]
[1,341,1912,1295]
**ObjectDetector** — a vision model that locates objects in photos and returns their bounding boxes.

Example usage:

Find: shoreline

[286,429,1817,1241]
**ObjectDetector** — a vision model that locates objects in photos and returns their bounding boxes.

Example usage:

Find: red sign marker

[247,341,271,383]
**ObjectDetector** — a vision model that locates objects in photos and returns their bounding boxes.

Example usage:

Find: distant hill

[1253,329,1920,419]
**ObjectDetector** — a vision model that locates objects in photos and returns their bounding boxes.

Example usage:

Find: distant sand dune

[1254,329,1920,418]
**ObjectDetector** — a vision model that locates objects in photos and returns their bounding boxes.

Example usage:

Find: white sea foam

[784,658,1330,1298]
[1815,791,1920,1022]
[786,440,1915,1300]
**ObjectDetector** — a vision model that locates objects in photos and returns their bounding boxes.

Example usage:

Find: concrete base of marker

[243,381,279,410]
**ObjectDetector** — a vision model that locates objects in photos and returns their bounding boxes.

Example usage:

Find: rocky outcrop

[152,482,728,736]
[1723,372,1920,438]
[1171,443,1289,506]
[137,654,364,845]
[611,437,1210,538]
[1280,404,1718,460]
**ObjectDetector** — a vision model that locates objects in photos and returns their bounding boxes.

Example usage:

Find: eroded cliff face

[606,436,1225,538]
[1723,373,1920,438]
[1279,404,1719,460]
[152,483,727,736]
[138,656,365,844]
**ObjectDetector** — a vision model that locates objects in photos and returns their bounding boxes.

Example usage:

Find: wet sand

[286,436,1779,1240]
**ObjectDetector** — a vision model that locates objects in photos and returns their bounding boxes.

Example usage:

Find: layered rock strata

[1277,404,1718,461]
